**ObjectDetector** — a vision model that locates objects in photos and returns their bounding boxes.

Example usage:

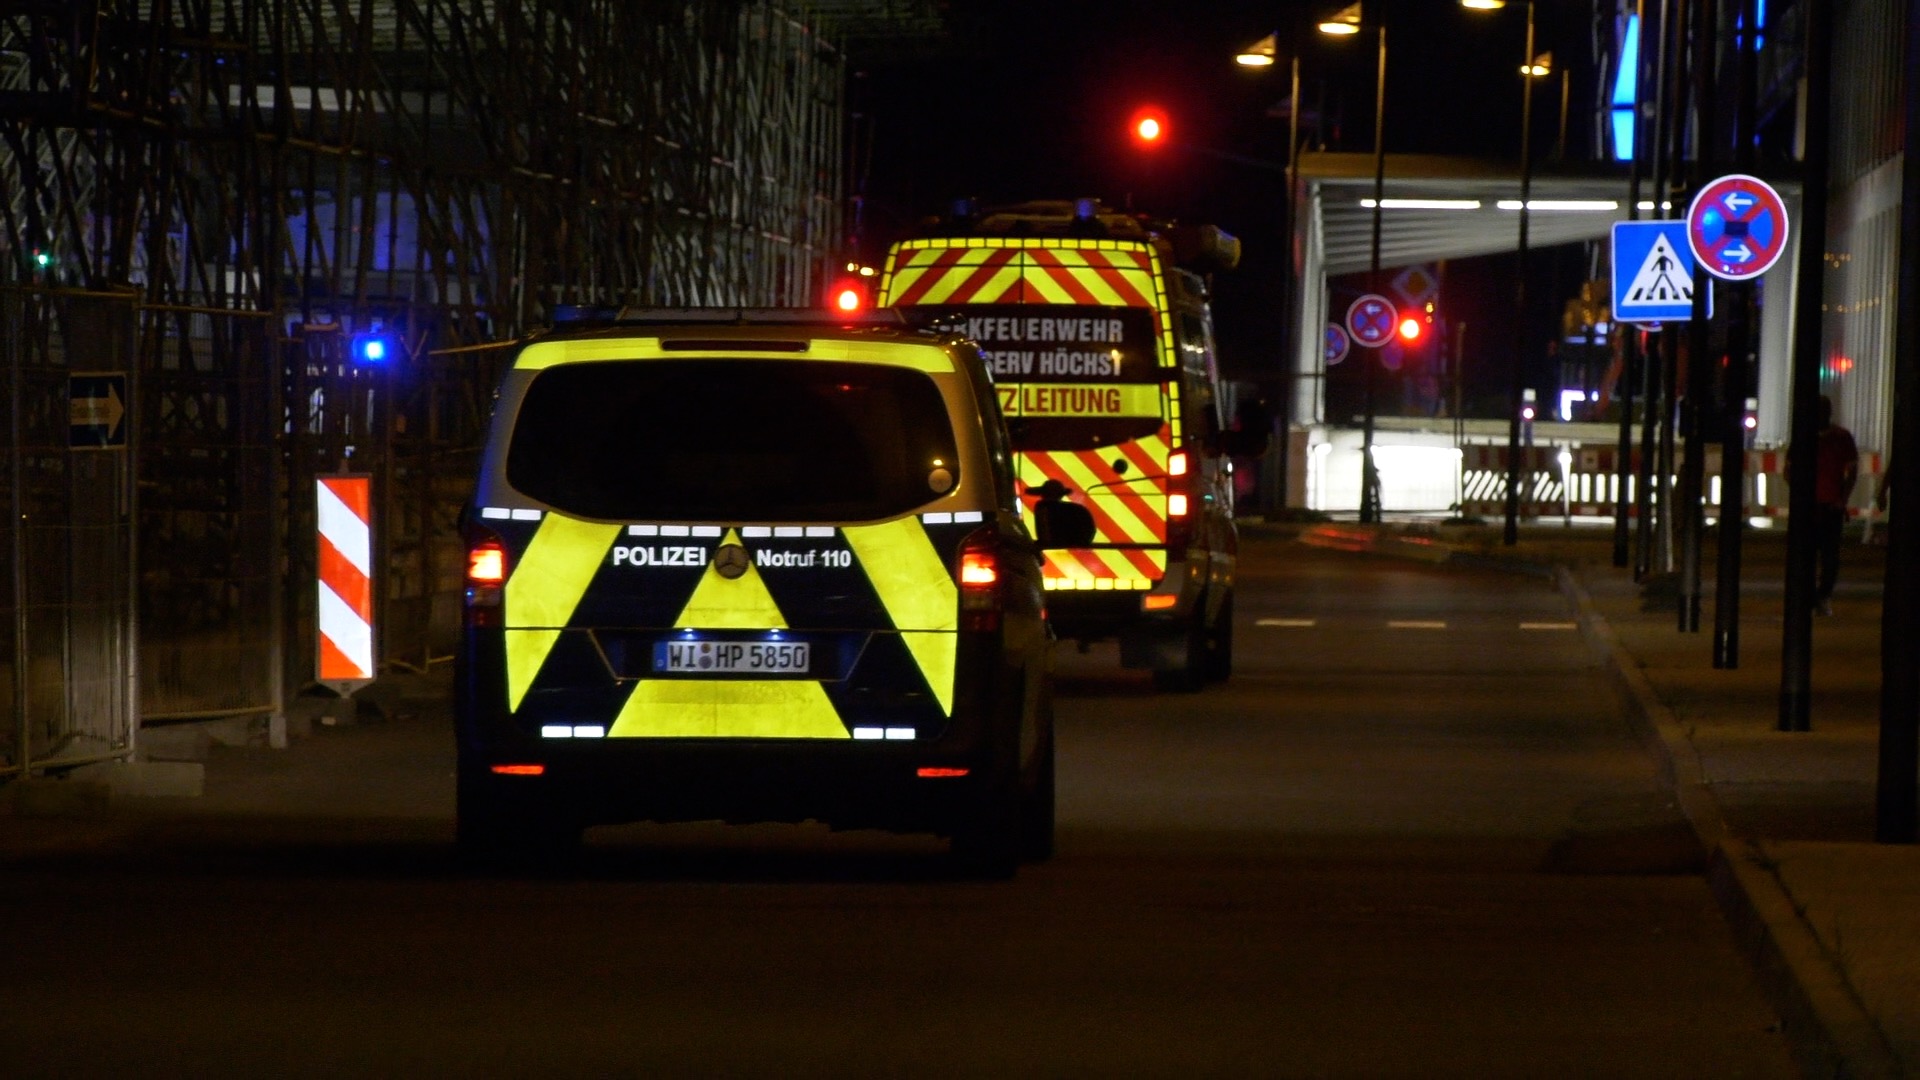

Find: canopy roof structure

[1290,151,1802,447]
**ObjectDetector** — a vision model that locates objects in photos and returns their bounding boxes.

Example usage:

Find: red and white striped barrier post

[315,475,375,689]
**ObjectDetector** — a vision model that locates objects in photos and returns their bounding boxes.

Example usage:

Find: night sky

[852,0,1604,408]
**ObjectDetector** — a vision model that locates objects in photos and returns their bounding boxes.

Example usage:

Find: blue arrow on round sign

[1346,293,1397,349]
[1325,323,1351,366]
[1686,173,1789,281]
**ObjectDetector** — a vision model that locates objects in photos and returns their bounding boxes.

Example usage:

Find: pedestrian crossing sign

[1612,220,1712,323]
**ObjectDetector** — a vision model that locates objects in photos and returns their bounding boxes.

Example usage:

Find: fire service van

[880,199,1255,691]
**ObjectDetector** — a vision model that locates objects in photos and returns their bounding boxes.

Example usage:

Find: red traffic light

[1397,315,1423,342]
[1129,106,1170,148]
[827,277,869,314]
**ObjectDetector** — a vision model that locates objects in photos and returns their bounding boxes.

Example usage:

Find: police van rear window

[506,358,960,523]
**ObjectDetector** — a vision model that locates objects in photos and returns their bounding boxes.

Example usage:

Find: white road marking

[1256,618,1317,628]
[1387,621,1448,630]
[1519,622,1579,631]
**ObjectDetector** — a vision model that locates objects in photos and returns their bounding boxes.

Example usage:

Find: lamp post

[1319,2,1387,523]
[1235,33,1302,518]
[1463,0,1543,546]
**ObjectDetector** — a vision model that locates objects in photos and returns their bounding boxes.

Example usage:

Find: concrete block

[136,724,214,762]
[318,695,359,727]
[201,716,264,748]
[67,760,205,799]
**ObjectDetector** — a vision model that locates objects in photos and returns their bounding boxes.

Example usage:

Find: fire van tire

[1151,606,1208,693]
[1203,594,1234,683]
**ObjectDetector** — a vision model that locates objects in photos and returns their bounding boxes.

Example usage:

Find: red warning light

[1397,315,1424,342]
[1129,106,1170,148]
[828,278,867,314]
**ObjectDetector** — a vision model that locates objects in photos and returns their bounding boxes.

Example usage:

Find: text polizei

[611,545,708,567]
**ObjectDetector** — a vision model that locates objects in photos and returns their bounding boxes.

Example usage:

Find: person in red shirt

[1790,396,1859,615]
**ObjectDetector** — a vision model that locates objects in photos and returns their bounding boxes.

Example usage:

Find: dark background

[849,0,1607,414]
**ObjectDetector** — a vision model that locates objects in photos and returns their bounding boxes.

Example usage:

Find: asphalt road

[0,539,1796,1077]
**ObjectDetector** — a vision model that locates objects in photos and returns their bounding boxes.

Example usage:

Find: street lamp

[1319,1,1387,523]
[1462,0,1544,546]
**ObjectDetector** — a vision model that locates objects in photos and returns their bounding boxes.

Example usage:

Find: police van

[456,309,1054,873]
[880,199,1254,691]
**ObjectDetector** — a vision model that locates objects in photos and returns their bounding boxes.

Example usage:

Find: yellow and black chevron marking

[500,514,961,739]
[611,529,845,739]
[504,512,622,712]
[842,516,958,716]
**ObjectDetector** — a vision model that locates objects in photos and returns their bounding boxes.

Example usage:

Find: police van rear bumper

[455,639,1024,836]
[462,740,1000,835]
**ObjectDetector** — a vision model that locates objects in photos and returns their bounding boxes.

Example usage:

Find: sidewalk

[1300,519,1919,1079]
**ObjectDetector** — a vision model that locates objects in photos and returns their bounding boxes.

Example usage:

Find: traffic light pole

[1501,0,1536,546]
[1359,23,1387,524]
[1612,0,1649,570]
[1271,55,1302,519]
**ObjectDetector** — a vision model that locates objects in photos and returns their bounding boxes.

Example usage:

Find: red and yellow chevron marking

[1040,547,1166,589]
[882,240,1174,360]
[1016,426,1172,581]
[885,237,1189,586]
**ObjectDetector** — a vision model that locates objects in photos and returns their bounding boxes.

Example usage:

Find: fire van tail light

[957,529,1002,632]
[1165,450,1194,550]
[465,532,509,627]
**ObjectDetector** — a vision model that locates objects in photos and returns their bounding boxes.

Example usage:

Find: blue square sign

[1612,220,1711,323]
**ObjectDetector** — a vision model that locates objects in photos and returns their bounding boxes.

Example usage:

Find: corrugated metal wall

[1824,0,1904,454]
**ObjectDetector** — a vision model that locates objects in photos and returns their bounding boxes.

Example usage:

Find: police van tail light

[465,531,509,627]
[957,529,1002,632]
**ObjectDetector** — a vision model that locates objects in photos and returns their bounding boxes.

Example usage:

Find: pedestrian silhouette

[1788,395,1859,615]
[1030,479,1095,547]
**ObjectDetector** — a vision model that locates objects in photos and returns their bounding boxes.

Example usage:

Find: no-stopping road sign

[1325,323,1351,366]
[1346,293,1397,348]
[1687,174,1789,281]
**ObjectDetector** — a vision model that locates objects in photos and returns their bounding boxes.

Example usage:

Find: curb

[1557,567,1903,1079]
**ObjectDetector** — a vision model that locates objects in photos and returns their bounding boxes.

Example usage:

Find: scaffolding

[0,1,903,769]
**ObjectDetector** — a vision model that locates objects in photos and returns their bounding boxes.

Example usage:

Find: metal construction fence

[0,290,139,775]
[0,1,868,776]
[0,285,508,776]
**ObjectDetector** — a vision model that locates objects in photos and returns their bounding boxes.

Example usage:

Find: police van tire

[1203,594,1234,683]
[951,790,1020,879]
[1021,687,1067,857]
[1151,607,1208,693]
[456,772,581,864]
[951,713,1023,878]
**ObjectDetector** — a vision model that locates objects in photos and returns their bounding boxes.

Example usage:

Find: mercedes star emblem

[714,543,750,579]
